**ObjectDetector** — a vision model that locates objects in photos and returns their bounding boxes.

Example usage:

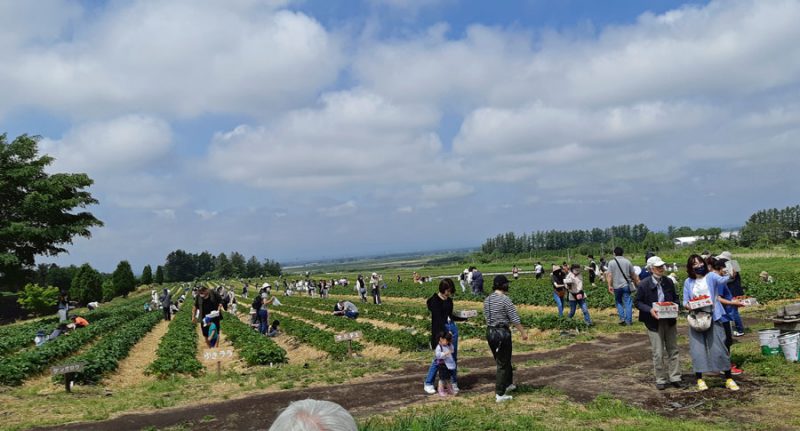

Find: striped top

[483,292,521,327]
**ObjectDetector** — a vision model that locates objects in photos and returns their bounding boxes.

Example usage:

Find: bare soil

[32,328,763,431]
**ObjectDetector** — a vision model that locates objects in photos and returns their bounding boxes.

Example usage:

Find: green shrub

[17,283,59,316]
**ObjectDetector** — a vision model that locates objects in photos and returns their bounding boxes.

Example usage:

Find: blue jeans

[614,286,633,324]
[345,310,358,319]
[729,307,744,333]
[258,309,268,334]
[425,322,459,385]
[553,291,564,317]
[569,299,593,325]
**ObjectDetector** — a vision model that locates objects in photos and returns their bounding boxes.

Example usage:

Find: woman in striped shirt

[484,275,528,403]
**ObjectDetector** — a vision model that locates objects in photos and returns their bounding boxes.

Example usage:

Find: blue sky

[1,0,799,272]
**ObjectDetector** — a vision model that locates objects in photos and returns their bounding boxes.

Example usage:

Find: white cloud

[396,206,414,213]
[152,209,176,221]
[318,200,358,217]
[0,1,343,119]
[39,115,173,174]
[195,209,219,220]
[203,89,457,189]
[420,181,474,202]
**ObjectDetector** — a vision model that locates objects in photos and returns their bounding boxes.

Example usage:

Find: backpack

[252,296,263,310]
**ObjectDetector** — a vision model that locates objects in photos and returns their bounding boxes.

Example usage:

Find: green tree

[101,279,116,302]
[70,263,103,305]
[215,252,233,278]
[17,283,59,316]
[245,256,262,277]
[45,264,78,292]
[140,265,153,285]
[112,260,136,297]
[155,265,164,285]
[230,252,246,277]
[0,134,103,290]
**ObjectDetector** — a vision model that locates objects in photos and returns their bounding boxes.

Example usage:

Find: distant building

[673,236,699,246]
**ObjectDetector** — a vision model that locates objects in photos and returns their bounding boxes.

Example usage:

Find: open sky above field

[2,0,800,271]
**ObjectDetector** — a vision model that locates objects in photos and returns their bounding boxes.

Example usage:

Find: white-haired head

[269,399,357,431]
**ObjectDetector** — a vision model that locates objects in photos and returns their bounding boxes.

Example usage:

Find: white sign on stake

[334,331,362,342]
[51,362,86,376]
[202,348,234,362]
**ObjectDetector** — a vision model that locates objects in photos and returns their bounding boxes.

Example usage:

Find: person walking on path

[193,286,224,348]
[551,264,567,317]
[470,266,484,296]
[634,256,682,390]
[423,278,468,395]
[534,262,543,279]
[370,272,382,305]
[683,255,740,391]
[564,264,593,325]
[606,247,640,326]
[484,275,528,403]
[160,288,172,321]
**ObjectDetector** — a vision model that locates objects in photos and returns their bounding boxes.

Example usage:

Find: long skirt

[688,321,730,373]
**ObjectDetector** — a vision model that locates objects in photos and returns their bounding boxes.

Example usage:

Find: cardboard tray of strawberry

[734,296,760,306]
[688,295,713,310]
[653,302,679,318]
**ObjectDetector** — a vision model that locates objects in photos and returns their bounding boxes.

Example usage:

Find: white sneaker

[424,384,436,395]
[504,384,516,395]
[451,382,460,393]
[496,394,513,403]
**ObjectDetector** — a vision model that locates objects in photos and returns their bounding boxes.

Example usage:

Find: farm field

[0,256,798,430]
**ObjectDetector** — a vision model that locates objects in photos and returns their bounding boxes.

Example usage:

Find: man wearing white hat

[635,256,682,390]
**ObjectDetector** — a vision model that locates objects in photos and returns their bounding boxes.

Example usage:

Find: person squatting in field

[423,278,467,395]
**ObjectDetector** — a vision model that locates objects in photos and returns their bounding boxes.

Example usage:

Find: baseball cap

[493,275,511,288]
[646,256,666,268]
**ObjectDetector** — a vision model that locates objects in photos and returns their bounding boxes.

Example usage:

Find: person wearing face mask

[192,286,224,348]
[683,254,739,391]
[564,264,593,326]
[635,256,681,390]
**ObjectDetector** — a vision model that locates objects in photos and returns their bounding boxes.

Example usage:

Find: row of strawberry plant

[146,304,203,377]
[57,309,163,384]
[0,289,165,358]
[279,304,428,352]
[0,304,143,386]
[223,311,287,365]
[270,311,360,360]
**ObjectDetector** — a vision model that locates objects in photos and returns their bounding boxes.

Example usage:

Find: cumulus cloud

[203,89,457,189]
[40,115,173,174]
[0,0,343,119]
[420,181,474,202]
[195,209,219,220]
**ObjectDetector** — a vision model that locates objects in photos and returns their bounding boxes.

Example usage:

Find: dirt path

[106,319,171,388]
[34,329,761,431]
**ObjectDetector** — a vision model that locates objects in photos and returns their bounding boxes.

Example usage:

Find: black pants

[487,327,513,396]
[723,321,733,354]
[589,271,596,284]
[162,306,171,321]
[372,288,381,304]
[437,363,452,383]
[535,273,543,279]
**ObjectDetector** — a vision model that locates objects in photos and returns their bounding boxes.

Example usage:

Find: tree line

[163,249,281,282]
[740,205,800,246]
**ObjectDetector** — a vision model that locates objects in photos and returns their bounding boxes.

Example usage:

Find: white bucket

[759,329,782,356]
[778,332,799,363]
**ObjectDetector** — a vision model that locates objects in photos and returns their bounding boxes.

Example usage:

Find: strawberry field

[0,254,798,431]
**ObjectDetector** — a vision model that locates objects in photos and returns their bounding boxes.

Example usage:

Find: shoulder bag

[613,257,637,294]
